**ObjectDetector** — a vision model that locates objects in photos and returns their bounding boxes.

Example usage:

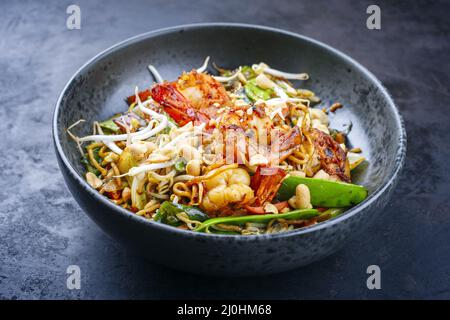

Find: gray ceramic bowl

[53,23,406,276]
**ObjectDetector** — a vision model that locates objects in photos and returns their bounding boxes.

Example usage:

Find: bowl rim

[53,22,407,240]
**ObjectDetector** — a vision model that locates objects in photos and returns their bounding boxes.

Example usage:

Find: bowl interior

[55,24,403,212]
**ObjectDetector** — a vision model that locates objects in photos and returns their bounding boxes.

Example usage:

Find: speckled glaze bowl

[53,23,406,276]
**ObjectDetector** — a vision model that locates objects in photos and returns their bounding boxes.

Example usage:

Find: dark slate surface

[0,0,449,299]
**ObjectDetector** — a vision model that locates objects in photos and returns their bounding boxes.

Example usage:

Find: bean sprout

[252,63,309,80]
[196,56,210,73]
[148,64,163,83]
[213,67,242,82]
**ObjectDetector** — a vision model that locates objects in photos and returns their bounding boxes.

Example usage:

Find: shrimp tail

[151,83,210,126]
[250,166,287,206]
[127,89,151,105]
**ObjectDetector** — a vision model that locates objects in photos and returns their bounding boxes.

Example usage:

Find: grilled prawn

[310,128,350,182]
[149,70,230,126]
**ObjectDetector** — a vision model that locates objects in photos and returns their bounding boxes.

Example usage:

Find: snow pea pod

[194,208,319,232]
[277,176,368,207]
[244,79,272,101]
[240,65,257,79]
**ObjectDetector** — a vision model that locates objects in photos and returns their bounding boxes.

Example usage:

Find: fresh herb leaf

[92,147,102,164]
[154,201,209,226]
[240,65,257,80]
[81,154,100,176]
[99,119,120,133]
[174,158,187,173]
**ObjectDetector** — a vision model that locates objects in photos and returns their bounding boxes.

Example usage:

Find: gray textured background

[1,0,449,299]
